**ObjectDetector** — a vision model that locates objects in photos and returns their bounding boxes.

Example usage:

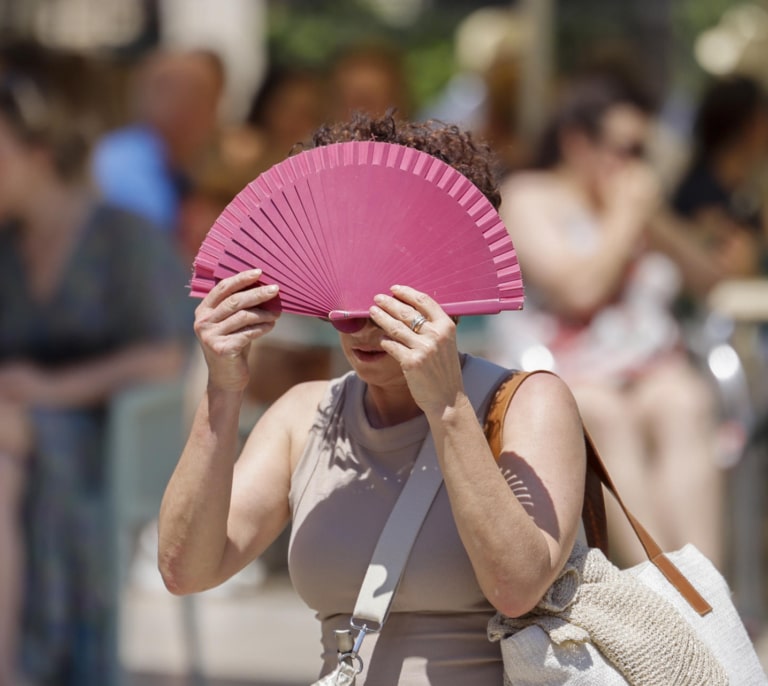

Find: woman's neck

[362,353,467,428]
[553,164,600,210]
[363,381,423,428]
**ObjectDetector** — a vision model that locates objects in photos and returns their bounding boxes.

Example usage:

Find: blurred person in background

[488,76,724,569]
[0,53,189,685]
[177,149,255,267]
[182,65,325,264]
[478,54,529,174]
[92,48,225,234]
[219,65,325,179]
[672,74,768,309]
[328,43,411,121]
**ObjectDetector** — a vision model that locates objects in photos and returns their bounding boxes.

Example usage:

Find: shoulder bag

[485,370,767,685]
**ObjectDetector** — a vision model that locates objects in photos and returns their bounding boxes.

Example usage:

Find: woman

[158,115,586,684]
[673,75,768,297]
[0,63,189,684]
[488,77,723,568]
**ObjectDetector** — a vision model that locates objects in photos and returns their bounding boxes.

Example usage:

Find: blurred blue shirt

[92,125,179,233]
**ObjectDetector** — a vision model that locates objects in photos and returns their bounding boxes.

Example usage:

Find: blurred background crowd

[1,0,768,684]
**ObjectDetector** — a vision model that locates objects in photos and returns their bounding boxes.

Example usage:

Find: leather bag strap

[484,370,713,616]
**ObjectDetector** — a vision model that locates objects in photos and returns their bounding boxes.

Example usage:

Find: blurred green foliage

[267,0,745,108]
[671,0,747,92]
[267,0,472,111]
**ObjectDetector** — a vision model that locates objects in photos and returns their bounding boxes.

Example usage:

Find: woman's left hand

[370,285,464,414]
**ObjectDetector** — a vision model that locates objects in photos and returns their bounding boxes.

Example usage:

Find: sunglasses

[326,313,456,333]
[603,140,646,160]
[327,317,375,334]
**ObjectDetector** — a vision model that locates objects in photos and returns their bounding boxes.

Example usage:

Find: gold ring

[410,313,427,333]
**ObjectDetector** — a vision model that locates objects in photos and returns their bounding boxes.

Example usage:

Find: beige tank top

[288,359,505,685]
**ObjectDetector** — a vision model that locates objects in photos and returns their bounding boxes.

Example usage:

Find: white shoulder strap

[351,355,508,628]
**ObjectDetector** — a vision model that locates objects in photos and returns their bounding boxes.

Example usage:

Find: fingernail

[266,284,278,293]
[250,269,262,276]
[370,305,381,315]
[391,284,402,291]
[373,294,386,303]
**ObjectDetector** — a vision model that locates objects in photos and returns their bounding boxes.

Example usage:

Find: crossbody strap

[485,370,712,616]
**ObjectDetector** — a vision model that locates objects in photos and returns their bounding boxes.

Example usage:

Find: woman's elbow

[486,582,545,619]
[156,540,215,596]
[157,550,195,596]
[481,556,556,618]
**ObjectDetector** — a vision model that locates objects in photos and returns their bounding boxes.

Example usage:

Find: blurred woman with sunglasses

[0,50,189,685]
[487,75,724,570]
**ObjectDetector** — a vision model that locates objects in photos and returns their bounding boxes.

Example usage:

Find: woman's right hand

[193,269,281,393]
[600,161,661,230]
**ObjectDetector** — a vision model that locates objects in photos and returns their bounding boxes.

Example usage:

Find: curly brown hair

[310,112,502,209]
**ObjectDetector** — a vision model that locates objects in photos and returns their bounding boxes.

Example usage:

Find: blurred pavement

[122,573,319,685]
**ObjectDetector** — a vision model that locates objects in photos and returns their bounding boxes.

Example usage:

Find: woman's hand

[370,285,464,414]
[194,269,281,393]
[600,161,661,231]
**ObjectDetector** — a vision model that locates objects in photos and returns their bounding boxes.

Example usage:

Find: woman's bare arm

[0,341,185,409]
[428,372,585,617]
[370,286,585,617]
[157,380,325,595]
[157,269,293,595]
[502,169,655,319]
[648,207,761,297]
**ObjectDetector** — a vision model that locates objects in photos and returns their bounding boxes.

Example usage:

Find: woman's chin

[345,349,401,383]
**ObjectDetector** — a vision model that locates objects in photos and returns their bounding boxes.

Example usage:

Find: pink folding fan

[190,141,524,329]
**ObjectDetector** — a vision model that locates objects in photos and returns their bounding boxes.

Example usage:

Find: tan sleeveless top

[288,358,505,685]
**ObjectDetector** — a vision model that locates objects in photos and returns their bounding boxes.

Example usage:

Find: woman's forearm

[158,386,243,594]
[547,211,646,318]
[45,341,185,408]
[426,397,559,617]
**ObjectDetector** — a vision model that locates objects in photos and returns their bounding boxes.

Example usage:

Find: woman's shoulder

[500,170,563,202]
[278,379,335,409]
[496,371,585,467]
[499,172,570,231]
[266,377,349,469]
[505,371,581,426]
[270,375,350,430]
